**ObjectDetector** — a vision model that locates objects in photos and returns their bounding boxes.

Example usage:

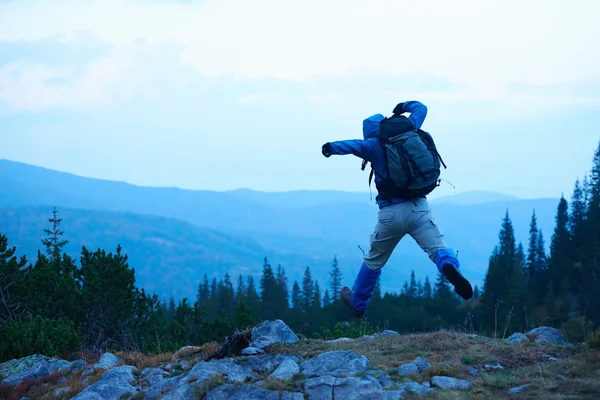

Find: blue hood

[362,114,385,139]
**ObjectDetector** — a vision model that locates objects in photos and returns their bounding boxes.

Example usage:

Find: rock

[242,347,264,356]
[0,355,71,387]
[422,381,431,388]
[70,360,88,371]
[334,375,383,398]
[398,381,435,396]
[542,354,558,361]
[205,384,303,400]
[327,337,353,343]
[399,357,430,376]
[242,354,302,374]
[527,326,569,346]
[506,332,529,343]
[161,358,257,399]
[556,374,567,381]
[484,364,504,370]
[301,351,369,378]
[467,367,479,376]
[399,362,419,376]
[367,370,394,389]
[73,365,138,400]
[304,375,336,400]
[250,320,299,349]
[362,335,376,340]
[508,383,532,393]
[381,330,400,336]
[82,352,121,376]
[270,359,299,380]
[432,376,471,390]
[413,357,431,372]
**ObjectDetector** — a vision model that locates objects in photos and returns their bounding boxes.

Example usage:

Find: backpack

[362,113,447,199]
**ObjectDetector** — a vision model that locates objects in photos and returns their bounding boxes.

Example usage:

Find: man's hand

[392,102,405,115]
[322,142,333,157]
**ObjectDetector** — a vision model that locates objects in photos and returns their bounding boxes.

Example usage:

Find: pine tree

[329,255,342,300]
[570,179,587,255]
[526,210,539,283]
[580,142,600,320]
[41,207,69,261]
[260,258,279,320]
[408,270,418,298]
[312,281,321,309]
[548,196,572,293]
[301,267,314,312]
[291,281,302,310]
[246,276,260,318]
[168,296,176,320]
[423,276,432,299]
[276,264,289,311]
[322,289,332,307]
[236,274,246,303]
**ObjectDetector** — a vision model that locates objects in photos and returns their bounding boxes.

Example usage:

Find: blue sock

[433,248,460,274]
[350,262,382,314]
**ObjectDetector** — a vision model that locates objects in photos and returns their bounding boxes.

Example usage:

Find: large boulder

[73,365,139,400]
[0,354,71,387]
[250,320,299,349]
[301,351,369,378]
[527,327,570,346]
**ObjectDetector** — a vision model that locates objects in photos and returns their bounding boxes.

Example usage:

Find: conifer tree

[235,274,246,304]
[301,267,314,312]
[548,196,572,292]
[408,270,418,298]
[245,276,260,318]
[260,258,279,320]
[322,289,332,307]
[423,276,432,299]
[526,210,539,283]
[276,264,289,311]
[329,255,342,300]
[312,281,321,310]
[291,280,302,310]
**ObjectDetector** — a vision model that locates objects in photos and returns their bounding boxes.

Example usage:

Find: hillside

[0,206,317,302]
[0,159,561,296]
[1,319,598,400]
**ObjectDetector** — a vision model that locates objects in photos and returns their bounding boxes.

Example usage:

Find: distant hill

[0,159,562,298]
[0,205,318,302]
[431,191,520,205]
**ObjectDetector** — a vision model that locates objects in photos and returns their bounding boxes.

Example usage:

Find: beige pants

[364,197,448,270]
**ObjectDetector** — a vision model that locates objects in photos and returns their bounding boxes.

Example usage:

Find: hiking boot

[442,263,473,300]
[341,286,365,319]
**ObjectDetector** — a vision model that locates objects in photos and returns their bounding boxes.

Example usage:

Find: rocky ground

[1,321,599,399]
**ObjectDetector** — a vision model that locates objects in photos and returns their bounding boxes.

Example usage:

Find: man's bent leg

[342,206,405,317]
[408,199,473,300]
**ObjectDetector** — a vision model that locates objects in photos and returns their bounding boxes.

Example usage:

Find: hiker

[321,100,473,318]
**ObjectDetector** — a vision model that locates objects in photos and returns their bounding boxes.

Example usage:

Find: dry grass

[264,329,600,399]
[265,330,565,371]
[115,351,174,371]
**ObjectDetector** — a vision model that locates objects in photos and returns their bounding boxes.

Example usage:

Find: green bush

[0,314,79,362]
[560,315,594,343]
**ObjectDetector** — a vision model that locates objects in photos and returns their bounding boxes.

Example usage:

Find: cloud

[1,0,599,85]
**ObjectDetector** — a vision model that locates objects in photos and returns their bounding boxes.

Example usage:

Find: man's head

[363,114,385,140]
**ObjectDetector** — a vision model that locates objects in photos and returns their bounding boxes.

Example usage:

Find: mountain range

[0,158,561,302]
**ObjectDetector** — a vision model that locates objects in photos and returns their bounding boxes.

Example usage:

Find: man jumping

[321,100,473,318]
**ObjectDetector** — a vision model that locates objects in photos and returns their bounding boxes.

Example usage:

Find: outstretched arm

[322,138,378,162]
[393,100,428,130]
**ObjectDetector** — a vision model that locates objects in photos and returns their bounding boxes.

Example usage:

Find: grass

[4,329,600,400]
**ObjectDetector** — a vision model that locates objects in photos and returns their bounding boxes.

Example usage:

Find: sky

[1,0,599,200]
